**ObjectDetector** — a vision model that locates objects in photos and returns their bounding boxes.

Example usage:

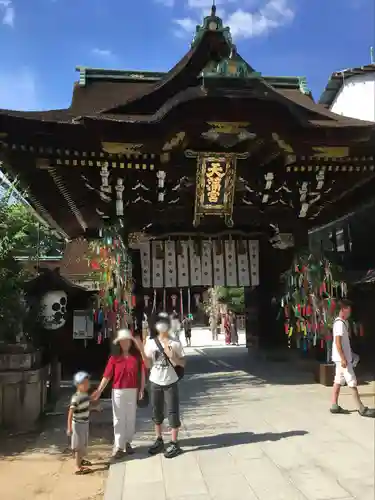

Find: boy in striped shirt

[67,371,93,475]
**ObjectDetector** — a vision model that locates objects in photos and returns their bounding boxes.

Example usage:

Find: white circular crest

[40,290,68,330]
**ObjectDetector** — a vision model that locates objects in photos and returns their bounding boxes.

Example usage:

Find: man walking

[330,299,374,417]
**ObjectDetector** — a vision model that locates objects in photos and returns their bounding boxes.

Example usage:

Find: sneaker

[148,437,164,455]
[164,442,183,459]
[358,406,375,418]
[125,442,135,455]
[330,404,346,414]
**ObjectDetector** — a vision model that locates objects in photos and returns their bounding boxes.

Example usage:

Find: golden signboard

[206,122,250,134]
[311,146,349,159]
[101,142,143,154]
[194,153,237,227]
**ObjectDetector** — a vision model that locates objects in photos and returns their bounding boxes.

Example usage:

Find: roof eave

[319,63,375,107]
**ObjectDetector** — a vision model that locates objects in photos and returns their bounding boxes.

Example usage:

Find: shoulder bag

[154,337,185,381]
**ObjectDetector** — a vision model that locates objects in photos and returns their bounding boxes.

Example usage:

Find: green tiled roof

[76,66,310,93]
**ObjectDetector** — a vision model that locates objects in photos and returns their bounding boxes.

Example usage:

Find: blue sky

[0,0,373,111]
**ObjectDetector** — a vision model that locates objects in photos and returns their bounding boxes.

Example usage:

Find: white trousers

[112,388,137,451]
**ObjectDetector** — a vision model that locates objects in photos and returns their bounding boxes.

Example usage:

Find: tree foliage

[0,202,64,258]
[216,287,245,313]
[0,184,64,343]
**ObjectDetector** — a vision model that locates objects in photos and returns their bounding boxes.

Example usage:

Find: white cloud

[173,17,198,38]
[91,48,114,58]
[226,0,294,39]
[174,17,197,32]
[167,0,295,39]
[0,0,15,27]
[155,0,175,6]
[0,69,38,111]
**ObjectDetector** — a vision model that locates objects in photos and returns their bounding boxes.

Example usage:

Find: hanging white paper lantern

[39,291,68,330]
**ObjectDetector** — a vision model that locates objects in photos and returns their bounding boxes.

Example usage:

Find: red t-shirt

[103,355,141,389]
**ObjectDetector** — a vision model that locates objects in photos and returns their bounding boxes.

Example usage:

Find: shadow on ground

[0,387,114,461]
[191,345,317,385]
[181,430,308,451]
[0,344,314,458]
[103,430,309,462]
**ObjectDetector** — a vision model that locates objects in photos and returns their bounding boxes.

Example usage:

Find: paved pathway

[104,328,375,500]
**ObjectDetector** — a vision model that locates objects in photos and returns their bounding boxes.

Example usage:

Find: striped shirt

[70,391,90,422]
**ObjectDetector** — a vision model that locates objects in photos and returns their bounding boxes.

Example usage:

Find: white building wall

[330,73,375,122]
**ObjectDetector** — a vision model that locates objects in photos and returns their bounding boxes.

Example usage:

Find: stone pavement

[105,328,375,500]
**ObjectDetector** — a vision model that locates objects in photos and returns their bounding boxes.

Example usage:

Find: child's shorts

[71,420,89,454]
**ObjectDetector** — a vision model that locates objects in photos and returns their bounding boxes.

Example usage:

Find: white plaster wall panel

[213,240,225,286]
[201,240,213,286]
[152,241,164,288]
[164,240,177,288]
[237,240,251,286]
[189,240,202,286]
[330,73,375,122]
[225,239,238,286]
[140,241,151,288]
[248,240,260,286]
[177,240,189,287]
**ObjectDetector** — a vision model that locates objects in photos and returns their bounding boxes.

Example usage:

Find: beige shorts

[71,420,89,454]
[334,362,357,388]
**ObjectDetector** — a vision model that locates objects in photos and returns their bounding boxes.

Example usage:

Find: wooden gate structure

[1,6,375,348]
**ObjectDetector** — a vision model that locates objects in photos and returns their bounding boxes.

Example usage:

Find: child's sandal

[75,467,93,475]
[81,459,92,466]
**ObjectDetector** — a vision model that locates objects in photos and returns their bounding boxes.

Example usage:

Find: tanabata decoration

[279,251,362,362]
[87,227,133,335]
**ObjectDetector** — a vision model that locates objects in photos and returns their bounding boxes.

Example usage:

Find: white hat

[113,328,133,344]
[74,371,89,386]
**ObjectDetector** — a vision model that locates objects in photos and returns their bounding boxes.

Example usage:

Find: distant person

[67,371,93,475]
[330,300,374,418]
[224,312,231,345]
[170,312,181,342]
[210,315,218,341]
[92,329,147,460]
[144,312,186,458]
[229,311,239,345]
[142,313,149,344]
[182,315,192,347]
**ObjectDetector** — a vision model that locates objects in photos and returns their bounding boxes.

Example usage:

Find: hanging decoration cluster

[280,251,362,361]
[87,227,133,343]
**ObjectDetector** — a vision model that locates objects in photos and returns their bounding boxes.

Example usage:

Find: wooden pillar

[244,286,259,348]
[130,249,144,339]
[293,222,309,252]
[257,240,283,350]
[245,235,302,352]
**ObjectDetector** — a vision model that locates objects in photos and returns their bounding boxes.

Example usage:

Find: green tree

[0,184,64,343]
[0,202,64,258]
[216,286,245,314]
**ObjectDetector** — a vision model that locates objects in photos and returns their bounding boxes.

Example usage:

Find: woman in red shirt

[92,329,146,460]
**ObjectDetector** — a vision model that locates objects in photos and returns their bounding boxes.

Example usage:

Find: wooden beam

[307,173,375,228]
[47,167,88,232]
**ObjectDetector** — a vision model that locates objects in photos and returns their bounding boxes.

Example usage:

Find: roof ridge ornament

[191,4,232,48]
[298,77,311,95]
